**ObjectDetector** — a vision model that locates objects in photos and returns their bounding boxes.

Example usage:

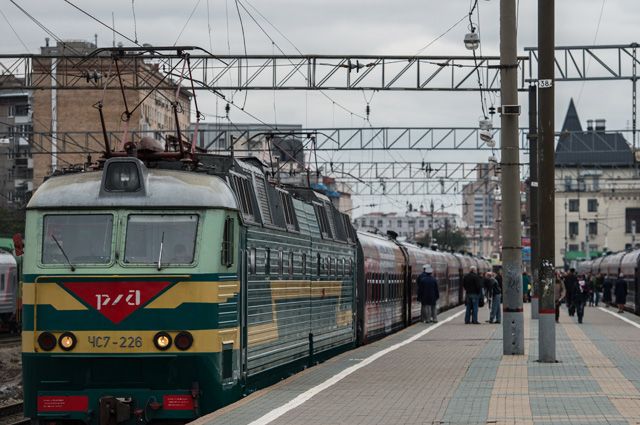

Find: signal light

[154,332,172,350]
[58,332,77,351]
[38,332,57,351]
[174,331,193,351]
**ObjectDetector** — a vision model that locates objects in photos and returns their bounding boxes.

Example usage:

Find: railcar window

[124,215,198,265]
[278,250,283,276]
[42,214,113,264]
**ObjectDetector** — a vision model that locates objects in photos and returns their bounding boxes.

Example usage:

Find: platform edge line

[247,309,466,425]
[597,307,640,329]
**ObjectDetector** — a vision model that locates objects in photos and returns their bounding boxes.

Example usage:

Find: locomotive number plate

[88,335,143,349]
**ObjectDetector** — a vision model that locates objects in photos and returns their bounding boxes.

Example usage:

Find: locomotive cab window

[42,214,114,265]
[124,214,198,265]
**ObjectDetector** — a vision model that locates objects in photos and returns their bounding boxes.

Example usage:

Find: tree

[418,228,468,251]
[0,208,26,238]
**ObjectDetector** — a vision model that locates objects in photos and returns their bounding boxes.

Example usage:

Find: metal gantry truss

[0,44,637,92]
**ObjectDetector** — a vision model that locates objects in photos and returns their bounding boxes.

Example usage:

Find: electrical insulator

[365,104,370,118]
[225,103,231,118]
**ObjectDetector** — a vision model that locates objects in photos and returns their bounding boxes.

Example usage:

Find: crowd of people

[554,268,628,323]
[416,265,630,326]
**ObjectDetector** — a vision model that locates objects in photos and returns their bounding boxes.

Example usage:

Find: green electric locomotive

[23,154,357,425]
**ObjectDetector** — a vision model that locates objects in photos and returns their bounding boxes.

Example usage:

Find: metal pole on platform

[500,0,524,355]
[529,85,540,320]
[538,0,556,362]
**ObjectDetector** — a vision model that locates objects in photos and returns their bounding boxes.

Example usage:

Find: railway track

[0,334,21,346]
[0,402,29,425]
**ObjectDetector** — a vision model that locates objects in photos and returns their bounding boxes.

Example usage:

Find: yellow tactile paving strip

[487,314,533,424]
[563,320,640,423]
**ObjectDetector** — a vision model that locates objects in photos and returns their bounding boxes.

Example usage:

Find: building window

[369,220,374,226]
[568,244,579,252]
[569,222,579,237]
[564,177,573,191]
[587,199,598,212]
[377,220,383,227]
[588,222,597,236]
[626,208,640,233]
[397,220,402,227]
[568,199,579,212]
[419,220,424,228]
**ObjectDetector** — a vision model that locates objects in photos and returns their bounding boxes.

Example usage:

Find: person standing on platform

[463,266,482,324]
[572,278,588,324]
[417,264,439,323]
[564,268,578,316]
[602,274,613,307]
[486,272,502,324]
[555,272,566,323]
[595,272,604,306]
[587,273,595,307]
[615,273,628,313]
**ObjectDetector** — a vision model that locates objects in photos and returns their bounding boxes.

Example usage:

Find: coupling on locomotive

[22,147,490,425]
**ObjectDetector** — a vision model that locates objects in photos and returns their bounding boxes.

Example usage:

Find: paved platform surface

[193,303,640,425]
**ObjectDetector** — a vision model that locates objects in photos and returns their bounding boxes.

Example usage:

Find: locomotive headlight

[37,332,57,351]
[174,331,193,351]
[58,332,77,351]
[104,162,141,192]
[154,332,172,350]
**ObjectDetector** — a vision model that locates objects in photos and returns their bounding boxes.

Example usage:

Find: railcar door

[355,241,366,345]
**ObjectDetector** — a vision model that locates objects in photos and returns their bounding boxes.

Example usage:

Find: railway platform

[193,304,640,424]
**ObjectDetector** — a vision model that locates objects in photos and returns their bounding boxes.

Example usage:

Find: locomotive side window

[265,248,271,275]
[0,274,4,291]
[124,215,198,265]
[221,216,235,267]
[302,253,307,277]
[248,247,256,274]
[42,214,113,265]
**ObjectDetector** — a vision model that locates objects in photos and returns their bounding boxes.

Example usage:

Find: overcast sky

[1,0,638,217]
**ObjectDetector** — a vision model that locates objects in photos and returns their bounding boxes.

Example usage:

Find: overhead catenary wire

[0,7,30,52]
[174,0,202,46]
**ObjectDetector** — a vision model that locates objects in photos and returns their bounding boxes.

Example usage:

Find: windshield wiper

[51,234,75,272]
[157,232,165,271]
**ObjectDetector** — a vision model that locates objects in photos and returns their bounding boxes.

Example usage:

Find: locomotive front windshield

[124,214,198,264]
[42,214,114,264]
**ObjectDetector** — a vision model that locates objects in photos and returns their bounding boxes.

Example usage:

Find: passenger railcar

[577,249,640,314]
[0,250,18,328]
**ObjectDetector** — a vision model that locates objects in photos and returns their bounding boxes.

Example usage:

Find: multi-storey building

[461,161,501,256]
[31,39,191,187]
[353,210,460,241]
[555,99,640,267]
[0,75,33,207]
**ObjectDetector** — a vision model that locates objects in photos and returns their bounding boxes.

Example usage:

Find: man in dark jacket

[572,278,588,324]
[602,274,613,306]
[615,273,628,313]
[463,266,482,324]
[564,268,578,316]
[417,264,439,323]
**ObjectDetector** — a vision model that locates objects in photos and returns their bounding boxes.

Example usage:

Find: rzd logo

[95,290,141,310]
[64,281,171,324]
